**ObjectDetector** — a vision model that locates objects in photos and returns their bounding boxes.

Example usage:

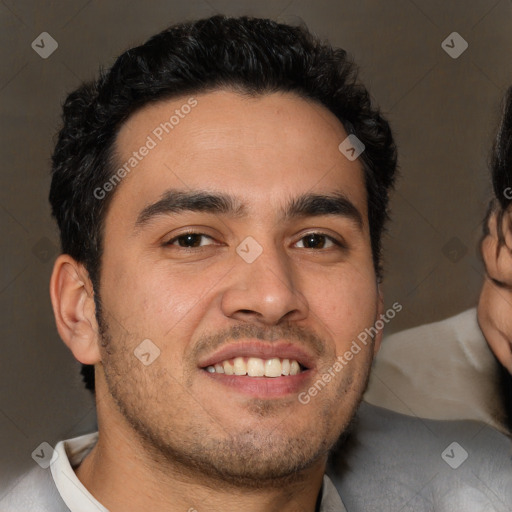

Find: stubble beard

[94,301,370,490]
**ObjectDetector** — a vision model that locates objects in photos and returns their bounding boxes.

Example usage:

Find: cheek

[101,258,223,339]
[478,282,510,356]
[490,289,512,335]
[307,269,378,344]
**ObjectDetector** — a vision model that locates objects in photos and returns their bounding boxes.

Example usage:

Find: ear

[49,254,101,365]
[482,209,512,284]
[373,285,384,355]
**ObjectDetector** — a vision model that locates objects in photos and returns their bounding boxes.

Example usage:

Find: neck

[74,425,327,512]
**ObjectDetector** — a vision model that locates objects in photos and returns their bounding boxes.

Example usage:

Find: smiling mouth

[203,357,307,377]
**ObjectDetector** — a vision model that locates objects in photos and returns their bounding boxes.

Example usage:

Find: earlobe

[49,255,101,365]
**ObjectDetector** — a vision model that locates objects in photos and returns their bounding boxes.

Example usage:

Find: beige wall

[1,0,511,496]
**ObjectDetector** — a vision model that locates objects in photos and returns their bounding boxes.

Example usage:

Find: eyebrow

[133,189,363,232]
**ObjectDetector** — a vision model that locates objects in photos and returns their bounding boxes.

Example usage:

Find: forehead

[110,89,367,222]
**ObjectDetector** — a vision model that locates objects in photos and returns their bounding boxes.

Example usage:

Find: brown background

[1,0,511,497]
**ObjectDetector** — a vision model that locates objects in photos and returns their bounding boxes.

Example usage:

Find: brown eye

[295,233,340,249]
[167,233,214,248]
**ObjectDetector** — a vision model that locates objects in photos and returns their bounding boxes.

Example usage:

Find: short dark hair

[49,15,397,395]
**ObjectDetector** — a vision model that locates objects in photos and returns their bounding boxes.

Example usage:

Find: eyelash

[164,231,345,250]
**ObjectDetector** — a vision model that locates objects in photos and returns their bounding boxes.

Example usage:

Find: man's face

[94,90,381,484]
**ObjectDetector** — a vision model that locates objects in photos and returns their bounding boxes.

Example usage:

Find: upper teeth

[206,357,302,377]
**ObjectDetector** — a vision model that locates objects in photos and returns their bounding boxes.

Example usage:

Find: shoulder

[329,403,512,512]
[364,308,506,432]
[0,465,69,512]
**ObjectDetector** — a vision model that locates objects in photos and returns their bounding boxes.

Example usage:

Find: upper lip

[198,340,317,370]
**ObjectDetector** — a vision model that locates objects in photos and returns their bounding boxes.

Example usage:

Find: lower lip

[201,369,313,398]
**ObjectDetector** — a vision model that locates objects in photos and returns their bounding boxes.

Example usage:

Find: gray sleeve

[0,466,71,512]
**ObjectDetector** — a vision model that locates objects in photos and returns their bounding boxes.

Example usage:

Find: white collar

[50,432,107,512]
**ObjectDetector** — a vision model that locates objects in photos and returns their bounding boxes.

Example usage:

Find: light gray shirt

[364,308,507,434]
[329,402,512,511]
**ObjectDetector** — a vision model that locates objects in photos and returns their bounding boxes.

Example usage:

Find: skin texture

[478,208,512,373]
[50,90,383,512]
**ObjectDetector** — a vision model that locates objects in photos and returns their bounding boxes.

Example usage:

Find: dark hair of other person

[48,15,398,395]
[488,86,512,242]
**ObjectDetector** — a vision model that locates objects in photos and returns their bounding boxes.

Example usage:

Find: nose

[220,242,309,326]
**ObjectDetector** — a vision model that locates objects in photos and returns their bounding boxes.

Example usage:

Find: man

[0,15,397,511]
